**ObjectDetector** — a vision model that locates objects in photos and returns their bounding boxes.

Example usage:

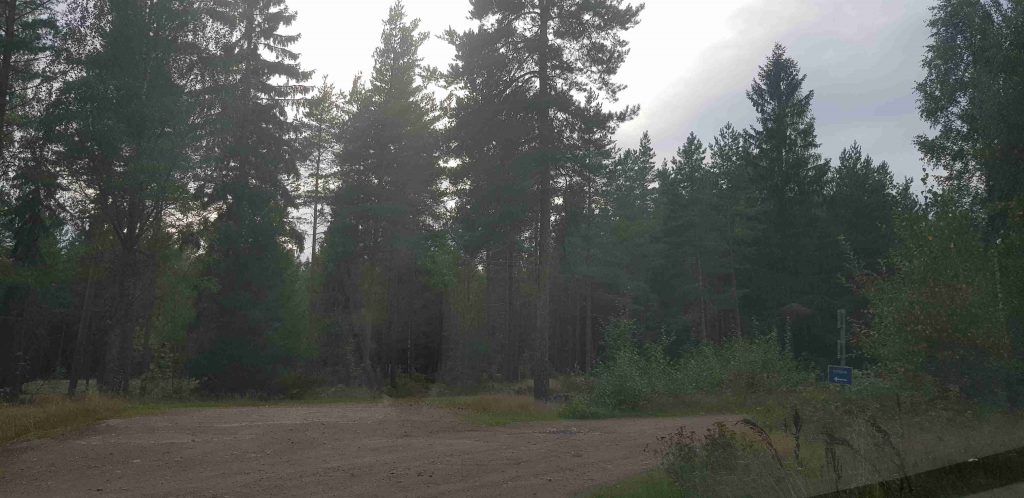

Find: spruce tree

[744,44,834,329]
[190,0,311,393]
[654,132,722,342]
[0,0,58,398]
[0,0,58,157]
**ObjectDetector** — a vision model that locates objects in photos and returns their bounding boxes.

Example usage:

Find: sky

[288,0,935,184]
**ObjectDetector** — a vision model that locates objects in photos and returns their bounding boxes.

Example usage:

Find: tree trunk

[100,249,138,395]
[697,253,708,343]
[1009,315,1024,412]
[68,266,96,397]
[0,304,21,399]
[532,0,553,401]
[730,259,742,338]
[574,277,581,371]
[585,282,593,373]
[311,148,322,262]
[504,243,517,381]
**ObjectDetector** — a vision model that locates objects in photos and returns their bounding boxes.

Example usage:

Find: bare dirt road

[0,401,731,498]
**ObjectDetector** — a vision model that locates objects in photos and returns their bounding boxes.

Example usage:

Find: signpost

[828,309,852,386]
[828,365,853,386]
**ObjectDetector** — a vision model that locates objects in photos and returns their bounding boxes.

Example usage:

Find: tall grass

[0,395,131,446]
[641,393,1024,497]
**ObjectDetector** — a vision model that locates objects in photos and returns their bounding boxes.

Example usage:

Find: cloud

[290,0,934,182]
[615,0,934,182]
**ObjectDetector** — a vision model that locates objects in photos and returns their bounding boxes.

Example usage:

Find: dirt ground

[0,400,733,497]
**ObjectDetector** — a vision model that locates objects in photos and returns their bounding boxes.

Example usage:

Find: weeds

[427,394,560,426]
[641,393,1024,497]
[0,395,131,446]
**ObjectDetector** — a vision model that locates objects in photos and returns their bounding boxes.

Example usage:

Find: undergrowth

[563,320,810,419]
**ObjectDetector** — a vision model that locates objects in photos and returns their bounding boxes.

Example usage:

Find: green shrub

[385,373,433,398]
[276,371,322,400]
[674,336,812,396]
[863,197,1014,404]
[570,320,812,416]
[585,320,673,411]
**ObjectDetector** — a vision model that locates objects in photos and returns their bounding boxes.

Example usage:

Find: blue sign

[828,365,853,385]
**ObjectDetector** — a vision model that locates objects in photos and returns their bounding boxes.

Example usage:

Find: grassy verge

[583,391,1024,497]
[427,394,561,426]
[585,471,681,498]
[2,385,563,447]
[0,395,133,447]
[1,384,380,448]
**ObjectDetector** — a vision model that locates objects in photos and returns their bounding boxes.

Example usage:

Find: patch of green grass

[428,394,561,426]
[585,471,682,498]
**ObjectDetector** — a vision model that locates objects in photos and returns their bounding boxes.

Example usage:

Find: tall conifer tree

[451,0,641,399]
[744,44,834,327]
[297,78,343,262]
[53,0,198,393]
[319,1,440,387]
[0,0,59,398]
[190,0,310,393]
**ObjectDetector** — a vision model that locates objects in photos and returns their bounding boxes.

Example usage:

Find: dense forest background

[0,0,1021,403]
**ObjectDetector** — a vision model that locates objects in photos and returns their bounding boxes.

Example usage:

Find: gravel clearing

[0,401,734,497]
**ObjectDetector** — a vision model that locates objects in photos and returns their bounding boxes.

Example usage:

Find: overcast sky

[288,0,934,184]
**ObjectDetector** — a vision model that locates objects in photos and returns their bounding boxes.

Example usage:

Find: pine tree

[708,122,759,338]
[190,0,311,393]
[826,142,904,273]
[52,0,199,394]
[452,0,642,399]
[445,16,537,381]
[297,77,343,262]
[654,132,722,342]
[319,1,441,388]
[584,132,655,310]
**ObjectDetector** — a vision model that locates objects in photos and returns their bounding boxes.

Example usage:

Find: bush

[662,422,759,494]
[569,320,812,416]
[276,371,322,400]
[863,197,1013,404]
[385,373,433,398]
[675,336,812,395]
[585,320,673,411]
